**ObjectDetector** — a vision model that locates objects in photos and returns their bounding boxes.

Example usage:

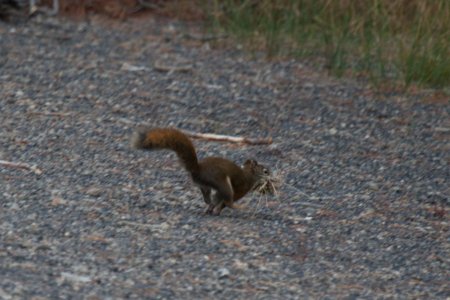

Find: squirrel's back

[131,127,199,173]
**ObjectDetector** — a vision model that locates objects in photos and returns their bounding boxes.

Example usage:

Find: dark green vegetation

[204,0,449,89]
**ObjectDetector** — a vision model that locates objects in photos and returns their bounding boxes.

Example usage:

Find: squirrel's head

[244,159,270,176]
[243,159,274,194]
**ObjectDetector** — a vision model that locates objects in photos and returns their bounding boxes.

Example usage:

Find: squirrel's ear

[244,159,258,167]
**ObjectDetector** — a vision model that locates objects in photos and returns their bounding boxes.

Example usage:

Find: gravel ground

[0,14,449,299]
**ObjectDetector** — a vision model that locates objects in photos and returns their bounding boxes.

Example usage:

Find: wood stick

[182,129,273,145]
[116,118,273,145]
[0,160,42,175]
[153,60,192,73]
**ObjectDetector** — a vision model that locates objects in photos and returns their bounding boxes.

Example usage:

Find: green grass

[202,0,450,89]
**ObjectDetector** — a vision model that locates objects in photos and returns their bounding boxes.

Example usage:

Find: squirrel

[131,127,270,215]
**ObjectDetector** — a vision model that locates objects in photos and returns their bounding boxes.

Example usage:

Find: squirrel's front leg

[205,204,215,214]
[212,203,226,215]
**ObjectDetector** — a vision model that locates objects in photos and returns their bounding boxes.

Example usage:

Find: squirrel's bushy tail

[131,127,200,174]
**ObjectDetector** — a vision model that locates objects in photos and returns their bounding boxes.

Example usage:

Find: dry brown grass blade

[0,160,43,175]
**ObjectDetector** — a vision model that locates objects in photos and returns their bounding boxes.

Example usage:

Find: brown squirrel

[131,127,271,215]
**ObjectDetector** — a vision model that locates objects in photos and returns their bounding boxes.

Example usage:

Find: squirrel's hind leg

[200,187,212,204]
[200,187,216,214]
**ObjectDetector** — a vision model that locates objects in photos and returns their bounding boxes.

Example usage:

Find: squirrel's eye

[263,169,269,174]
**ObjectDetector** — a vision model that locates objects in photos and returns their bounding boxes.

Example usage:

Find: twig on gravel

[153,60,192,73]
[117,221,170,233]
[0,160,42,175]
[116,118,136,126]
[183,129,273,145]
[434,127,450,132]
[115,119,272,145]
[121,62,149,72]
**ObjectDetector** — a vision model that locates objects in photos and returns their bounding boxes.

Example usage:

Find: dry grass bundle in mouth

[253,172,281,196]
[245,170,282,214]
